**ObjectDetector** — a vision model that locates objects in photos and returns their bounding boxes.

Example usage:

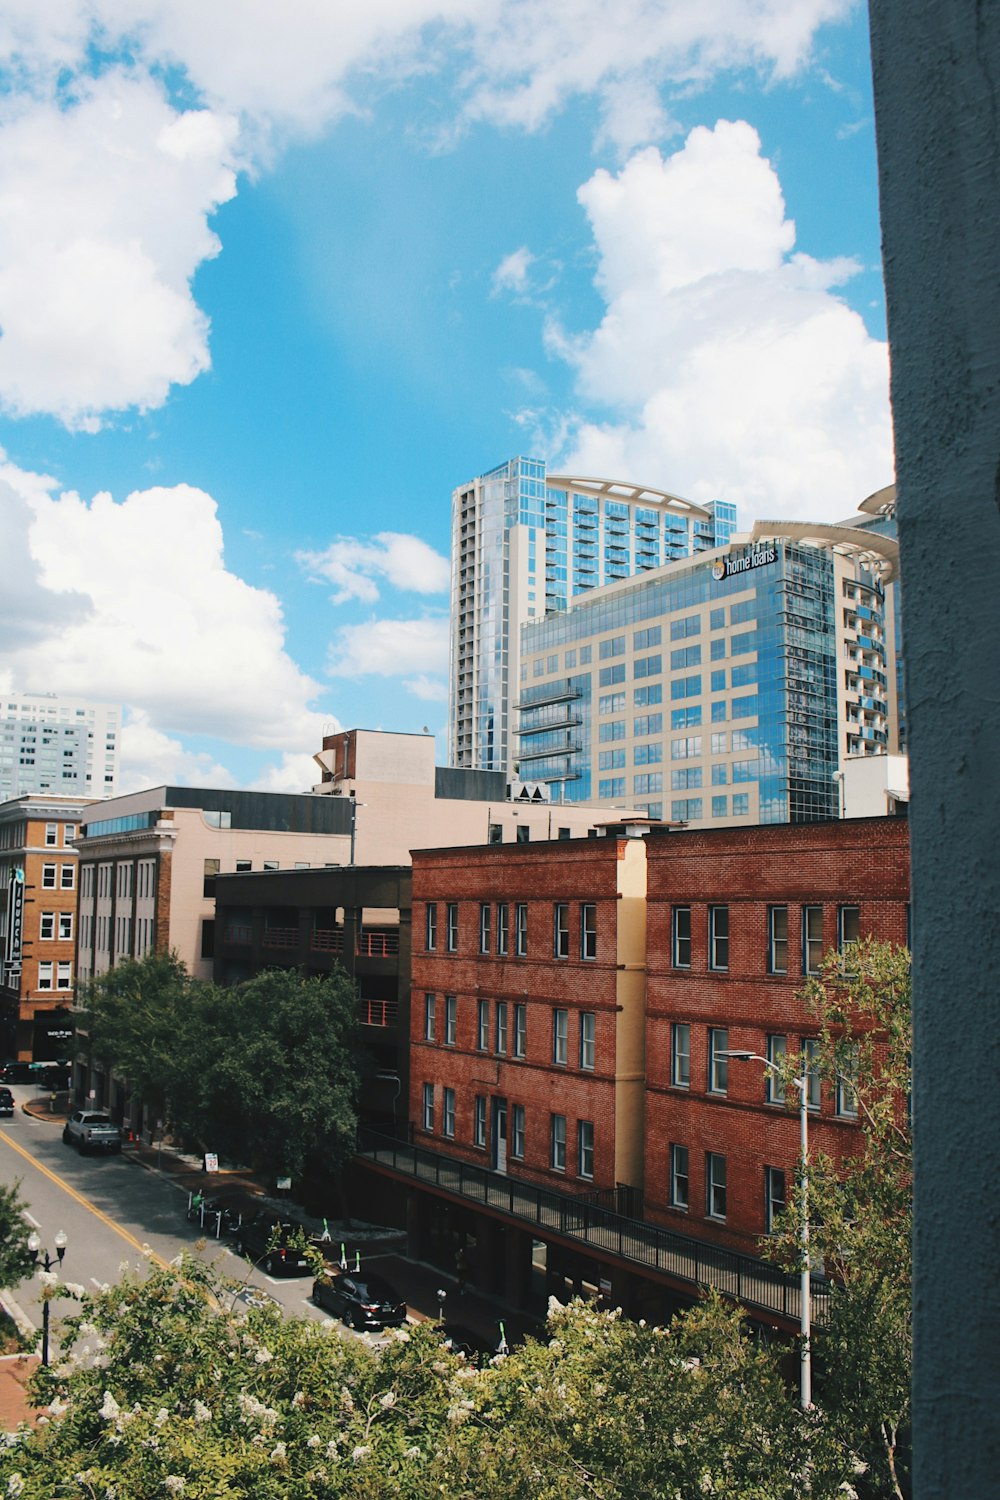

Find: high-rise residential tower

[0,692,122,801]
[449,457,737,775]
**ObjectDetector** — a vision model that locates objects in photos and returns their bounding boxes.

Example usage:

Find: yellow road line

[0,1130,171,1270]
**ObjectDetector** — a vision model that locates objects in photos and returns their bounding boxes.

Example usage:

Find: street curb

[0,1289,36,1339]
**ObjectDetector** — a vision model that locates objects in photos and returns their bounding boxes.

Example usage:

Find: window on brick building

[58,912,73,941]
[709,905,729,970]
[837,1043,859,1118]
[706,1152,727,1219]
[425,903,437,951]
[422,1083,434,1132]
[497,903,509,955]
[803,1038,822,1111]
[479,903,491,954]
[766,1034,786,1103]
[672,906,691,968]
[669,1144,689,1209]
[577,1120,594,1180]
[476,1000,489,1052]
[474,1095,487,1147]
[423,994,436,1042]
[553,903,569,958]
[768,906,788,974]
[511,1104,525,1159]
[802,905,823,974]
[39,911,55,940]
[838,905,860,971]
[765,1166,786,1232]
[515,903,528,956]
[708,1028,729,1093]
[514,1003,527,1058]
[444,995,457,1045]
[442,1087,455,1138]
[446,903,459,952]
[672,1023,690,1087]
[37,962,53,991]
[495,1001,508,1055]
[580,903,597,959]
[552,1009,568,1065]
[42,863,56,889]
[550,1114,566,1171]
[579,1013,595,1070]
[56,961,72,989]
[44,823,57,846]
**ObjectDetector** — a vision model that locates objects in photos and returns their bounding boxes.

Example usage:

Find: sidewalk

[21,1098,543,1355]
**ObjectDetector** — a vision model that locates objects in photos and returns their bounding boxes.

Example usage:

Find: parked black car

[0,1062,37,1084]
[312,1270,407,1330]
[235,1212,312,1276]
[0,1088,14,1117]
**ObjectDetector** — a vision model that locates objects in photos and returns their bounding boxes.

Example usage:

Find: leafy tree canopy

[80,955,363,1183]
[0,1178,34,1294]
[768,938,912,1499]
[4,1259,865,1500]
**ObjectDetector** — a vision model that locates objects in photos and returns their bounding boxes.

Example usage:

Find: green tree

[5,1262,861,1500]
[770,938,912,1499]
[79,951,194,1128]
[0,1178,34,1293]
[178,967,362,1182]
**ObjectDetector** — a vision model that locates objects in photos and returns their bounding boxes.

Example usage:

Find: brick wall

[643,817,910,1254]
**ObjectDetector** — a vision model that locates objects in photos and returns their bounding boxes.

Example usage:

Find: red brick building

[363,815,909,1324]
[410,830,647,1196]
[643,818,910,1258]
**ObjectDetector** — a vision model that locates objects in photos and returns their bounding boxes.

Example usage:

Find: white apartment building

[0,692,121,801]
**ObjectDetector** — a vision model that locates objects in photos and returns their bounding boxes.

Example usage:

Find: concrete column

[869,4,1000,1492]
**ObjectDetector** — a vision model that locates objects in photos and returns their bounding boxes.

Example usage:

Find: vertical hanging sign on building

[4,867,24,984]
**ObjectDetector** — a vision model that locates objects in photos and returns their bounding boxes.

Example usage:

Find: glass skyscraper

[449,457,736,774]
[516,517,901,826]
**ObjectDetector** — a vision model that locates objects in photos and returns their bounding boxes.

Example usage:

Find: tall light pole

[26,1228,68,1366]
[721,1050,812,1410]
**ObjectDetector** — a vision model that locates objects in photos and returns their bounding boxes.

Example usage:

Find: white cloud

[0,3,852,425]
[492,247,535,298]
[0,466,328,750]
[247,750,329,795]
[298,533,450,606]
[326,616,449,681]
[402,674,449,703]
[547,121,892,519]
[0,70,238,428]
[119,712,238,793]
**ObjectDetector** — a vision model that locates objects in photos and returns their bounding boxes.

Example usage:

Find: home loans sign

[712,543,777,582]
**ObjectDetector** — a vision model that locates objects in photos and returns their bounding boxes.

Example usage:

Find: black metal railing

[356,1131,829,1326]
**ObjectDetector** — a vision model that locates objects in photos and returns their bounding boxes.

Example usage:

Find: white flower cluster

[164,1477,186,1495]
[99,1392,120,1422]
[192,1400,212,1424]
[236,1391,280,1432]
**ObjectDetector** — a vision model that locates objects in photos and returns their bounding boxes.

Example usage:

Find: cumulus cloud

[0,70,238,428]
[326,617,449,682]
[546,121,892,519]
[298,533,450,606]
[0,2,852,424]
[492,247,535,298]
[118,712,238,793]
[0,466,328,751]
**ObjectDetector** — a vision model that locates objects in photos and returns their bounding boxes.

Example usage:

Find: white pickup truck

[62,1110,123,1155]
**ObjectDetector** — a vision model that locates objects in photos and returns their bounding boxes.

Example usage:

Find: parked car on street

[311,1269,407,1329]
[0,1088,14,1117]
[0,1061,37,1084]
[62,1110,123,1154]
[235,1212,313,1276]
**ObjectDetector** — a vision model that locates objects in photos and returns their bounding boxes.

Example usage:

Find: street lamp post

[721,1050,812,1410]
[26,1228,68,1366]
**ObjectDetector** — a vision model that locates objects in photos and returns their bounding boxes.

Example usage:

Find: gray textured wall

[869,3,1000,1492]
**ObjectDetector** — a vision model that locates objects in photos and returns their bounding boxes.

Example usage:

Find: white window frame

[442,1087,455,1139]
[474,1095,487,1148]
[446,903,458,952]
[41,863,56,889]
[669,1143,689,1210]
[552,1008,568,1065]
[514,1003,527,1059]
[768,906,788,975]
[37,961,53,991]
[550,1114,566,1171]
[495,1001,508,1055]
[479,903,491,954]
[580,903,597,960]
[423,994,436,1042]
[671,1022,691,1087]
[577,1120,594,1180]
[765,1166,786,1232]
[672,906,691,968]
[56,960,72,990]
[39,911,55,940]
[497,903,509,956]
[515,903,528,956]
[425,903,437,951]
[511,1103,525,1159]
[444,995,457,1046]
[422,1083,434,1132]
[579,1012,596,1070]
[708,905,729,970]
[706,1152,727,1220]
[476,999,489,1052]
[802,905,823,975]
[708,1028,729,1094]
[766,1034,786,1104]
[553,902,570,958]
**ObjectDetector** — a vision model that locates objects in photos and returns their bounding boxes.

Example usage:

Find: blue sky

[0,1,892,793]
